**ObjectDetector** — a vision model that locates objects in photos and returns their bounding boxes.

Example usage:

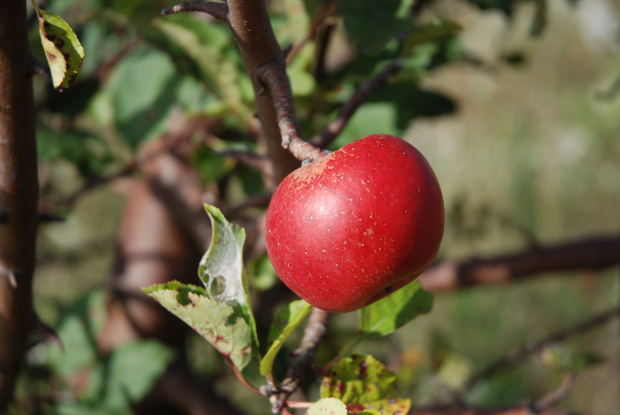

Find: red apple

[265,134,444,313]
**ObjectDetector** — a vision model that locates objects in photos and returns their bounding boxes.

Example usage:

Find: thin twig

[269,308,329,413]
[310,60,404,148]
[257,61,325,162]
[28,55,50,79]
[465,306,620,391]
[161,0,229,21]
[533,372,577,412]
[223,192,273,217]
[285,0,335,65]
[55,119,211,210]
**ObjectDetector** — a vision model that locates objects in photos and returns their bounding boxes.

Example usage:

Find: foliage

[10,0,617,413]
[33,1,84,88]
[145,205,259,372]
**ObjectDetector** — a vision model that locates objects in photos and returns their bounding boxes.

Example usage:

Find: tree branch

[257,61,324,162]
[267,307,329,413]
[54,118,212,210]
[310,60,404,148]
[285,0,336,65]
[533,372,577,412]
[465,306,620,391]
[418,235,620,292]
[161,1,229,21]
[0,0,39,408]
[224,0,302,183]
[217,149,272,178]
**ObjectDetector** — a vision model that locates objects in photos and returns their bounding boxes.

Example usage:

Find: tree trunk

[0,0,39,409]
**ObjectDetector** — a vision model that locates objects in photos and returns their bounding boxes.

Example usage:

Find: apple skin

[265,134,444,313]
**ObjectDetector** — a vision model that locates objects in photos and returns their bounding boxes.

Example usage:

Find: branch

[161,1,229,21]
[268,308,329,413]
[222,192,272,217]
[0,0,39,408]
[418,235,620,292]
[465,306,620,391]
[257,61,324,162]
[285,0,336,65]
[55,118,212,210]
[28,56,51,79]
[533,372,576,412]
[222,0,298,182]
[310,60,404,148]
[217,149,272,177]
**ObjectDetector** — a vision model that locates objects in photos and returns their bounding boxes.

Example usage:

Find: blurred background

[11,0,620,414]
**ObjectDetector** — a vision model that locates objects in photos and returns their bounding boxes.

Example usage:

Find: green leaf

[249,254,277,291]
[260,300,312,377]
[101,341,174,408]
[320,355,397,403]
[145,204,258,371]
[338,0,413,54]
[199,204,258,345]
[33,2,84,89]
[106,46,178,148]
[154,16,252,122]
[38,128,113,178]
[360,281,433,337]
[307,398,348,415]
[144,281,255,371]
[334,103,399,148]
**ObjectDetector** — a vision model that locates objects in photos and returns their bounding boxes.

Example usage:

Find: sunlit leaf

[144,205,258,371]
[144,282,255,371]
[348,399,411,414]
[307,398,348,415]
[321,355,397,403]
[260,300,312,377]
[33,2,84,89]
[360,281,433,337]
[199,204,258,347]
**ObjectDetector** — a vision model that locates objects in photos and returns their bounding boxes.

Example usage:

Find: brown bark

[418,235,620,292]
[0,0,39,409]
[226,0,300,183]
